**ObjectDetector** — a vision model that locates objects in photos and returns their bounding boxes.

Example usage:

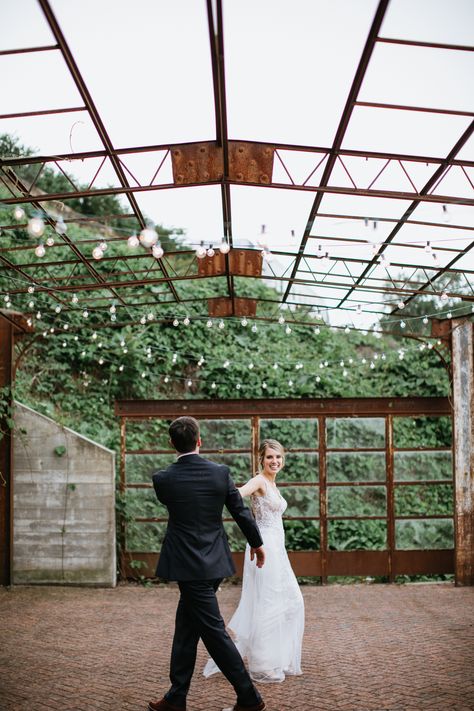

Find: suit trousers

[165,579,262,708]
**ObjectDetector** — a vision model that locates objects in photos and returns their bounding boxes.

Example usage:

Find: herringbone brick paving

[0,583,473,711]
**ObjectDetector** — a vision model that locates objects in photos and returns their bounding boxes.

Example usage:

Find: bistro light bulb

[440,290,448,301]
[423,316,429,324]
[13,206,25,221]
[425,241,432,254]
[442,205,450,223]
[219,240,230,254]
[55,217,67,235]
[152,244,164,259]
[207,246,215,258]
[54,305,61,314]
[128,233,140,248]
[35,243,46,257]
[46,236,55,247]
[206,319,213,328]
[72,293,79,304]
[110,304,116,314]
[187,379,192,387]
[278,315,285,325]
[28,217,45,238]
[92,245,104,260]
[139,227,158,248]
[196,242,207,259]
[211,382,216,389]
[173,318,179,327]
[27,286,35,294]
[398,300,405,309]
[321,252,330,268]
[251,324,258,333]
[83,309,89,318]
[183,316,190,326]
[99,240,108,252]
[218,320,225,329]
[241,318,248,327]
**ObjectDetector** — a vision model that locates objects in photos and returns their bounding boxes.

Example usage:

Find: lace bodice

[250,482,287,530]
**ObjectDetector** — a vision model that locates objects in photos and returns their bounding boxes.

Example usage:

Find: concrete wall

[13,402,116,586]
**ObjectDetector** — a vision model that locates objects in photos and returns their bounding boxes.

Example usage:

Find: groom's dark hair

[169,416,200,453]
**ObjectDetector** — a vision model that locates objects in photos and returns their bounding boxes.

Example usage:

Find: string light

[173,319,179,327]
[139,227,158,248]
[152,244,164,259]
[285,326,292,334]
[440,290,448,301]
[34,244,46,258]
[72,294,79,304]
[46,236,55,247]
[13,207,25,221]
[219,240,231,254]
[127,233,139,248]
[183,316,190,326]
[218,320,225,329]
[241,318,248,327]
[278,315,285,325]
[251,324,258,333]
[206,319,213,328]
[196,242,207,259]
[27,217,45,237]
[207,246,215,258]
[92,244,104,260]
[99,240,108,252]
[27,286,35,294]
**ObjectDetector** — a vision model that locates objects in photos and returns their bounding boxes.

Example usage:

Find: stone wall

[13,403,116,586]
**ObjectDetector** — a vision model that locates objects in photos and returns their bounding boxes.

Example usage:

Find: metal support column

[452,318,474,586]
[0,318,13,586]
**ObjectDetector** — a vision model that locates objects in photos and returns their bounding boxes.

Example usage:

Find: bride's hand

[250,546,265,568]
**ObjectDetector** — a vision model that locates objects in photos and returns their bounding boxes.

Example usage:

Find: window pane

[394,451,452,481]
[199,419,251,449]
[393,416,452,448]
[328,486,386,516]
[260,418,318,448]
[206,453,252,482]
[328,520,386,551]
[126,522,167,552]
[283,452,318,483]
[284,520,320,551]
[282,485,319,518]
[395,519,454,550]
[327,452,385,482]
[223,521,247,552]
[125,453,175,483]
[395,484,453,517]
[125,487,166,519]
[126,418,171,450]
[326,418,385,448]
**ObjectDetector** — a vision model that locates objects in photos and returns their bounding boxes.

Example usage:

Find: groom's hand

[250,546,265,568]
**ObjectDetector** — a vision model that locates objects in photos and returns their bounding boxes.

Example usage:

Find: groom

[148,416,266,711]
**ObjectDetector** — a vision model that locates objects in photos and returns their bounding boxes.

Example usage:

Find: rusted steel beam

[354,101,474,117]
[281,0,390,303]
[377,37,474,52]
[326,551,389,576]
[37,0,180,305]
[0,317,13,585]
[114,397,451,419]
[338,118,474,311]
[2,140,474,170]
[451,319,474,585]
[0,44,59,56]
[0,106,86,120]
[392,549,454,575]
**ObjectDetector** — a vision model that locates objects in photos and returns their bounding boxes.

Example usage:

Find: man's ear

[197,436,202,447]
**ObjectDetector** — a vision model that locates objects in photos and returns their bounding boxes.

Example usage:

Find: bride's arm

[238,474,266,498]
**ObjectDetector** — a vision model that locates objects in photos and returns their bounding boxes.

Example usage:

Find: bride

[204,438,304,683]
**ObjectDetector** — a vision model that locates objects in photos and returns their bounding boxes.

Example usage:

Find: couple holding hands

[148,416,304,711]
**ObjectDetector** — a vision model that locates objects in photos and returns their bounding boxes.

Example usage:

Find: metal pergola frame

[0,0,473,328]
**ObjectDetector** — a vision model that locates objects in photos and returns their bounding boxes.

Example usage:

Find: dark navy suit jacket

[152,453,263,581]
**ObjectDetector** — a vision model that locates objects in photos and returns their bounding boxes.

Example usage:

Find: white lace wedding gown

[203,481,304,683]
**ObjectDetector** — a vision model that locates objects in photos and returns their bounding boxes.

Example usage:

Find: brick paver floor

[1,582,473,711]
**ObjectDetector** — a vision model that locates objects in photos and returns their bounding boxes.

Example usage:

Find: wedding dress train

[204,481,304,683]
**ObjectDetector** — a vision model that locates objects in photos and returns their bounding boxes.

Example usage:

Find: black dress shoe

[148,697,186,711]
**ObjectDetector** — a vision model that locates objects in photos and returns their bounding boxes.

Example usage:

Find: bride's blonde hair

[257,438,285,474]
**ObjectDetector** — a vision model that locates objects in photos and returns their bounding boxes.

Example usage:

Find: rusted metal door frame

[116,397,454,581]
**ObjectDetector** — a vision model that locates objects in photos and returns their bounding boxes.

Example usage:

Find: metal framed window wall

[116,397,453,582]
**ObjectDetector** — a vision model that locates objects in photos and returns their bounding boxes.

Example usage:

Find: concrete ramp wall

[13,402,116,586]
